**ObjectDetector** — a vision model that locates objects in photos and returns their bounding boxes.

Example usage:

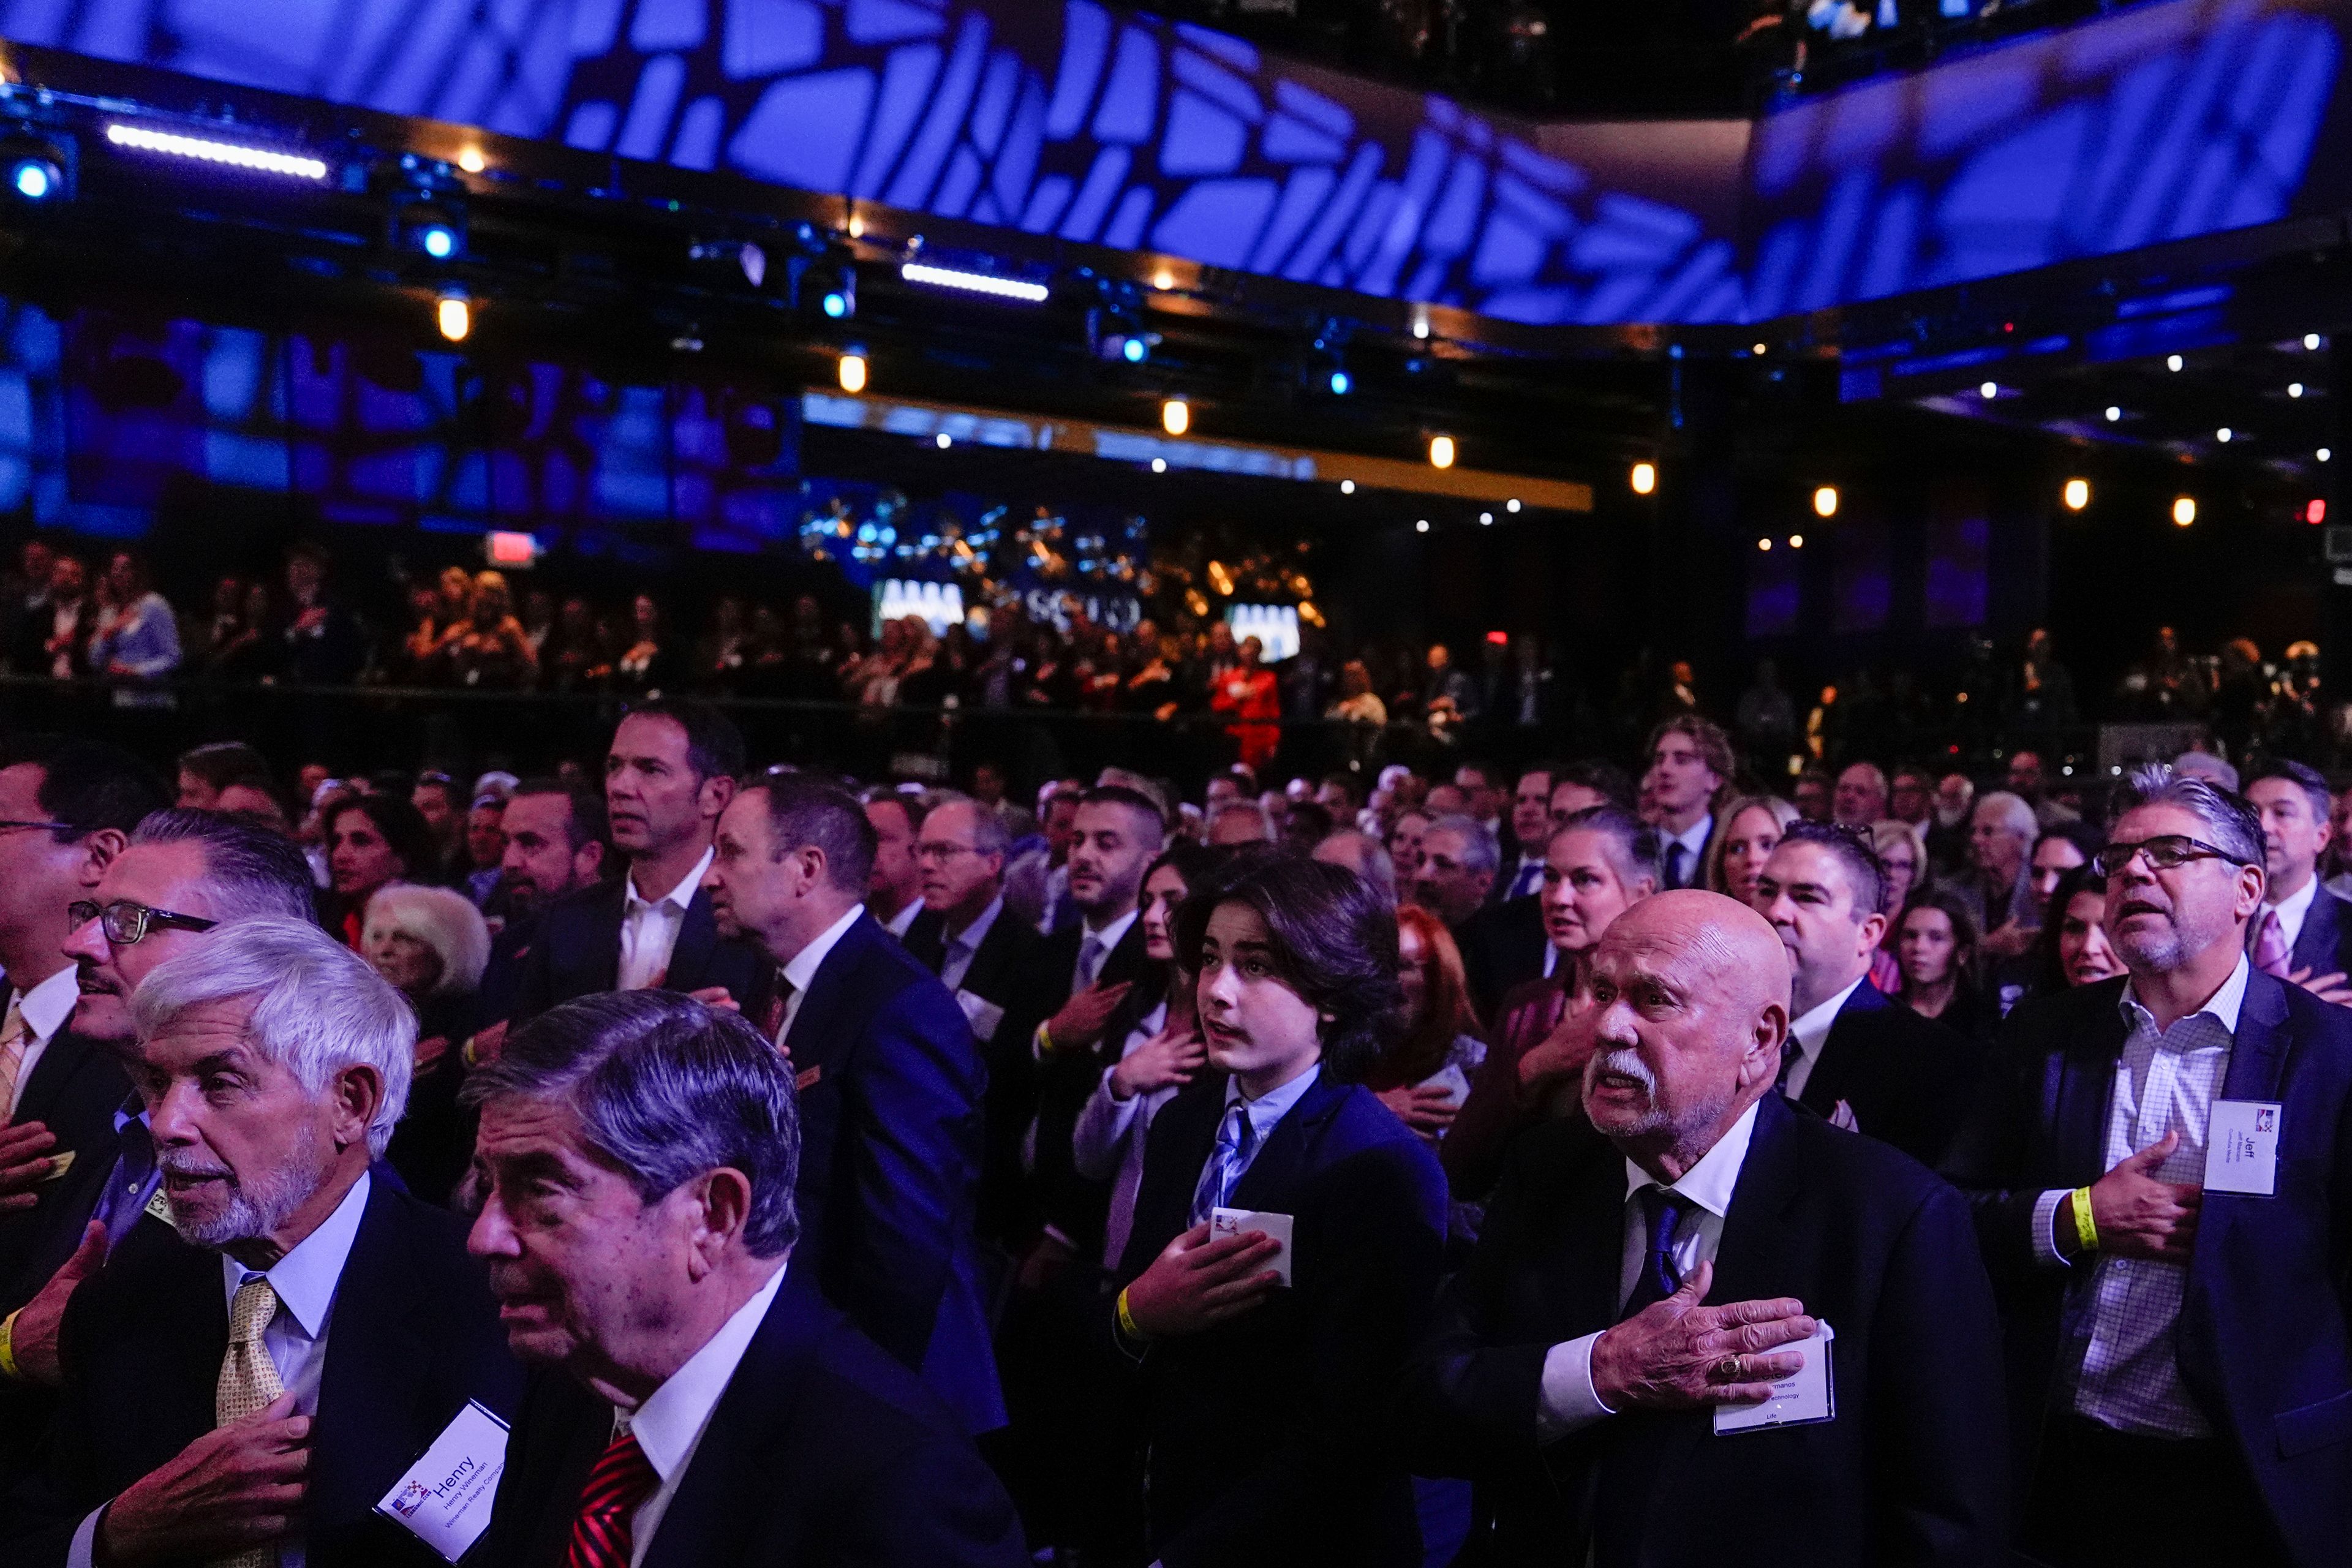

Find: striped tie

[0,996,28,1123]
[213,1275,285,1568]
[1188,1102,1257,1227]
[566,1428,660,1568]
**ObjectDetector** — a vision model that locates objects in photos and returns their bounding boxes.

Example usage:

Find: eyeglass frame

[913,840,988,864]
[66,899,220,944]
[0,818,78,835]
[2090,834,2255,878]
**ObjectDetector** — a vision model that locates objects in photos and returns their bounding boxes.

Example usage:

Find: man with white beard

[4,919,519,1568]
[1405,890,2008,1566]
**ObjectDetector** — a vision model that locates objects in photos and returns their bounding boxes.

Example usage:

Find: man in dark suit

[1645,717,1731,892]
[2245,760,2352,1003]
[1406,890,2008,1566]
[510,700,768,1025]
[704,774,1003,1435]
[2,919,521,1567]
[0,736,167,1316]
[1113,856,1447,1568]
[1942,764,2352,1567]
[277,542,367,685]
[469,990,1025,1568]
[469,780,608,1050]
[901,794,1034,1051]
[1491,764,1556,903]
[1754,821,1978,1164]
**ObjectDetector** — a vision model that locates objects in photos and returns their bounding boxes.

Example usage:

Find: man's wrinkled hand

[1589,1261,1816,1412]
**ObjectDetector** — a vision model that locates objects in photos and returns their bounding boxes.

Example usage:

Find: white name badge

[954,988,1006,1041]
[374,1400,510,1562]
[1714,1321,1835,1435]
[2204,1100,2282,1196]
[1210,1207,1294,1286]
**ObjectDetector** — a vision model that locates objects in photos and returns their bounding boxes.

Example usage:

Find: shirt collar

[2122,952,2252,1037]
[782,904,865,995]
[1082,906,1140,957]
[2269,873,2320,928]
[1789,973,1868,1060]
[620,1261,788,1480]
[1219,1061,1322,1138]
[13,965,83,1043]
[1672,816,1712,856]
[949,895,1004,954]
[882,897,921,938]
[626,846,715,917]
[219,1170,371,1340]
[1622,1098,1761,1219]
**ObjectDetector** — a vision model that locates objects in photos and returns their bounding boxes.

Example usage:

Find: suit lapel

[2289,890,2345,979]
[1544,1126,1636,1340]
[1229,1071,1347,1213]
[1122,1076,1227,1276]
[663,888,721,994]
[312,1182,431,1534]
[1798,981,1887,1115]
[576,883,625,995]
[781,914,869,1074]
[2052,983,2129,1186]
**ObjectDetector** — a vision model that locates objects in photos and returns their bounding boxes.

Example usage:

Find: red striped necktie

[566,1427,660,1568]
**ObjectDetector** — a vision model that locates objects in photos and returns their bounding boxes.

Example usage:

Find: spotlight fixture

[1428,434,1457,470]
[1151,268,1175,290]
[1411,313,1431,341]
[435,293,471,342]
[2105,405,2122,421]
[2167,354,2184,372]
[2173,496,2197,526]
[1161,399,1189,437]
[935,432,952,448]
[1480,513,1493,526]
[0,134,71,203]
[2308,499,2329,525]
[1812,485,1839,518]
[1979,381,1998,399]
[1415,519,1430,532]
[1151,458,1167,473]
[104,122,328,181]
[902,261,1049,303]
[1751,343,1768,356]
[2063,478,2090,511]
[2324,448,2336,462]
[688,239,767,289]
[1789,534,1805,549]
[1758,537,1773,551]
[1631,462,1657,495]
[386,181,467,263]
[456,146,487,174]
[2291,383,2306,398]
[2217,428,2233,442]
[1327,369,1352,396]
[2307,333,2324,350]
[1506,499,1521,513]
[1340,480,1356,495]
[837,353,868,394]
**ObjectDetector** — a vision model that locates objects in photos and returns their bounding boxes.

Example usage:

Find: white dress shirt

[5,965,83,1119]
[70,1173,374,1568]
[1781,974,1866,1102]
[2027,957,2247,1439]
[1197,1063,1321,1200]
[617,847,715,992]
[1536,1101,1761,1439]
[881,897,922,939]
[614,1262,788,1567]
[1662,816,1711,889]
[2263,873,2320,956]
[939,895,1005,995]
[1504,855,1545,902]
[1073,908,1140,993]
[775,904,865,1047]
[1072,1001,1172,1269]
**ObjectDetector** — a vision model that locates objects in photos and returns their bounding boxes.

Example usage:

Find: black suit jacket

[486,1272,1025,1568]
[1406,1091,2008,1567]
[902,900,1036,1019]
[1115,1071,1448,1568]
[1794,979,1981,1166]
[0,1028,127,1314]
[507,873,771,1026]
[782,910,1001,1433]
[2286,884,2352,982]
[1941,971,2352,1567]
[6,1175,522,1567]
[1453,894,1547,1027]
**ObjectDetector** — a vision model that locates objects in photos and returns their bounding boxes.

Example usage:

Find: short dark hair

[859,786,924,834]
[325,794,438,883]
[747,774,875,894]
[622,697,745,782]
[2247,758,2333,826]
[1172,854,1403,1082]
[510,777,610,858]
[412,771,466,813]
[1775,820,1885,921]
[1551,805,1662,890]
[1081,783,1167,839]
[128,809,318,923]
[2037,863,2111,993]
[1553,760,1638,813]
[0,734,168,843]
[175,742,273,796]
[464,992,801,1256]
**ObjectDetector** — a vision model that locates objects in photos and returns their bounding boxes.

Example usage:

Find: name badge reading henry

[375,1400,510,1562]
[2204,1100,2282,1197]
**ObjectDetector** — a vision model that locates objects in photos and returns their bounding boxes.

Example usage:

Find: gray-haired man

[10,918,519,1568]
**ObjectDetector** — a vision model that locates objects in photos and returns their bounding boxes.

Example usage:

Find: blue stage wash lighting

[1329,369,1352,396]
[1121,336,1148,364]
[10,160,55,200]
[823,290,850,318]
[418,223,458,260]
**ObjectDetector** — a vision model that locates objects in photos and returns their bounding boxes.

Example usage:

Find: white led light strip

[105,123,330,181]
[900,262,1049,303]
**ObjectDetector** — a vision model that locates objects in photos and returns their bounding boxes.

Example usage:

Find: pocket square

[796,1065,823,1091]
[41,1148,74,1182]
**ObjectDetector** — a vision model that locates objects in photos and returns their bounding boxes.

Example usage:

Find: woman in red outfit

[1209,635,1281,772]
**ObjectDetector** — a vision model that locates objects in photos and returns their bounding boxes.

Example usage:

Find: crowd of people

[0,693,2342,1567]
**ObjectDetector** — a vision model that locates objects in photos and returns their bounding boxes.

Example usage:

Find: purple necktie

[2253,908,2293,979]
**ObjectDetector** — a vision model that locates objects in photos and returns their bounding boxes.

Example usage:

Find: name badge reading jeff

[2204,1100,2282,1197]
[375,1400,510,1562]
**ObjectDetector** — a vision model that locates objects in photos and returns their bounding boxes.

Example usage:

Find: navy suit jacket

[507,874,772,1025]
[1941,970,2352,1567]
[1453,894,1548,1028]
[1796,979,1983,1167]
[5,1176,522,1567]
[1115,1070,1447,1568]
[486,1271,1025,1568]
[0,1028,126,1314]
[1407,1091,2008,1567]
[782,910,1003,1433]
[2287,884,2352,982]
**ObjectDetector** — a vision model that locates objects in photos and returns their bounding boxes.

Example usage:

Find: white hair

[1974,791,2038,840]
[363,883,492,997]
[133,918,415,1156]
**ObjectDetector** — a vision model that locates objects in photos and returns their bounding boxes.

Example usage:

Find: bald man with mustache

[1405,891,2009,1567]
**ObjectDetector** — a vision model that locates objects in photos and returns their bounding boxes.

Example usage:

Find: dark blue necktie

[1620,1186,1694,1320]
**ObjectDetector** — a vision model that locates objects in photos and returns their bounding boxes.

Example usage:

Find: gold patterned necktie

[214,1274,285,1568]
[0,995,29,1125]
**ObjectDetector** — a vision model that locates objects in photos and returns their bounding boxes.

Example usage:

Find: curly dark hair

[1173,853,1404,1082]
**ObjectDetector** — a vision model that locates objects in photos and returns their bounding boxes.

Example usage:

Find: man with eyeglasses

[0,810,315,1398]
[903,795,1033,1050]
[1944,763,2352,1567]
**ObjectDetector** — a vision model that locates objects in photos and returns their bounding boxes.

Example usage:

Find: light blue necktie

[1189,1101,1258,1226]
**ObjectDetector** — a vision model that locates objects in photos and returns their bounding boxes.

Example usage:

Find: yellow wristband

[1115,1287,1146,1343]
[0,1309,21,1382]
[2070,1187,2099,1255]
[1036,1022,1055,1056]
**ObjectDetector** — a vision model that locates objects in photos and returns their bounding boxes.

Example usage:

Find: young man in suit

[1643,717,1730,891]
[1753,820,1978,1164]
[2244,759,2352,1004]
[509,700,767,1025]
[3,919,521,1567]
[1113,857,1447,1568]
[1943,764,2352,1567]
[901,794,1033,1048]
[469,990,1025,1568]
[703,774,1002,1435]
[1406,891,2008,1566]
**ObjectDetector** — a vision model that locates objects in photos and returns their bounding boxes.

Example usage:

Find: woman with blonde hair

[1704,794,1800,905]
[362,882,492,1199]
[1868,817,1932,992]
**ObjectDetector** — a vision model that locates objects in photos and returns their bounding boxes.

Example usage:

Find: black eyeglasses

[2091,835,2252,876]
[66,899,218,944]
[0,818,74,835]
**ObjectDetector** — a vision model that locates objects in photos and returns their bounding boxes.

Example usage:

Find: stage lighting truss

[381,167,468,265]
[0,130,72,203]
[904,260,1050,304]
[1087,281,1158,366]
[785,230,856,322]
[104,121,328,181]
[687,239,767,290]
[1307,320,1355,398]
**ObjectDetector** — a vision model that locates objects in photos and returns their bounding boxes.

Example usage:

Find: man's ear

[76,827,129,888]
[328,1062,386,1153]
[699,772,738,820]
